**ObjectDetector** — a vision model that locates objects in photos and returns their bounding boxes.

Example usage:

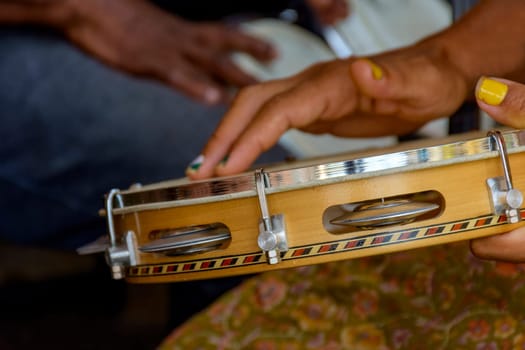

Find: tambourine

[85,129,525,283]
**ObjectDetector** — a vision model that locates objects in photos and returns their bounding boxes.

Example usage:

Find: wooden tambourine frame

[94,130,525,283]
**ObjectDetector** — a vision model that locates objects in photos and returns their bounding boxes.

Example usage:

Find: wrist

[418,35,473,96]
[431,0,525,94]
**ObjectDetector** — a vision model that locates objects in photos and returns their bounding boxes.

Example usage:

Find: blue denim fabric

[0,28,288,249]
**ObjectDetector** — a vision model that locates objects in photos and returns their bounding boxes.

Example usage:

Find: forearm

[0,0,72,27]
[431,0,525,94]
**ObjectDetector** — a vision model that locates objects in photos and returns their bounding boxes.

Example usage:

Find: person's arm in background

[0,0,277,104]
[0,0,68,25]
[186,0,525,178]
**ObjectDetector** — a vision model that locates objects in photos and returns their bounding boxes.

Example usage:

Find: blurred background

[1,0,481,348]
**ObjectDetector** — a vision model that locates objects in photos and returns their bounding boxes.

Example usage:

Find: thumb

[475,76,525,129]
[349,52,468,118]
[470,226,525,263]
[348,56,450,115]
[349,57,430,101]
[347,57,454,119]
[349,58,390,98]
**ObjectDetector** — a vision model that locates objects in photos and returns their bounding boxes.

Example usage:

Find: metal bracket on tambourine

[486,130,524,224]
[104,188,138,279]
[255,169,288,265]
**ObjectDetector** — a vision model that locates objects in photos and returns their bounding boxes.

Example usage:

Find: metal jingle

[139,223,231,255]
[330,199,440,228]
[162,241,227,256]
[149,224,222,239]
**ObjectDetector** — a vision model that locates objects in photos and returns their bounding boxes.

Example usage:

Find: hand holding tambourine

[187,70,525,265]
[471,77,525,263]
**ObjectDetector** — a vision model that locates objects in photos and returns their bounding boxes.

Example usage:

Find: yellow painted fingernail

[363,58,383,80]
[476,77,508,106]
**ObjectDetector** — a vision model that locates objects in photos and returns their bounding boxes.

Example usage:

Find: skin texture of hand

[187,41,469,179]
[470,77,525,262]
[187,0,525,179]
[60,0,276,104]
[306,0,349,25]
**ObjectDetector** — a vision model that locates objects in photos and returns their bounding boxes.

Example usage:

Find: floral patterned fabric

[160,242,525,349]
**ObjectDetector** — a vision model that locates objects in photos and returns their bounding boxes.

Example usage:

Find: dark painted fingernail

[186,154,204,175]
[219,155,229,167]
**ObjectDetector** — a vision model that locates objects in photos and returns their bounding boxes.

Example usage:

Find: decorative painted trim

[127,211,522,278]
